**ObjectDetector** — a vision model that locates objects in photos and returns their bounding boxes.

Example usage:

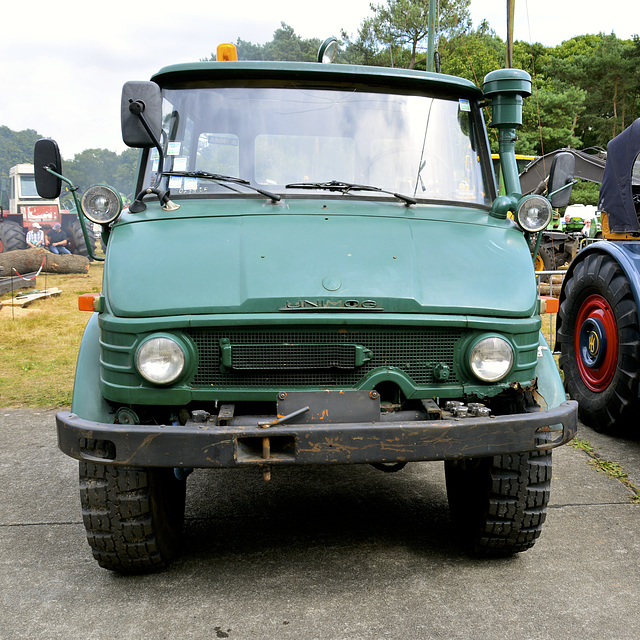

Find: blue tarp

[599,118,640,233]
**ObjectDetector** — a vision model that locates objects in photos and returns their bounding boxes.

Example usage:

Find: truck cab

[39,48,577,573]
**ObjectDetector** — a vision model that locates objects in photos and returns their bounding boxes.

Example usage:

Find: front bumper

[56,400,578,468]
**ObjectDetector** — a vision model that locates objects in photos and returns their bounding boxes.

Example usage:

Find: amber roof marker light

[217,43,238,61]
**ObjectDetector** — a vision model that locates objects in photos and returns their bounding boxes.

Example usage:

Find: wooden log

[0,248,89,275]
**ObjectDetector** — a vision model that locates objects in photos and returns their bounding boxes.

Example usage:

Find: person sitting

[47,223,71,255]
[26,223,45,249]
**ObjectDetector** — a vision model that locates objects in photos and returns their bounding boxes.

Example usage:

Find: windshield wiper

[285,180,416,206]
[163,171,281,202]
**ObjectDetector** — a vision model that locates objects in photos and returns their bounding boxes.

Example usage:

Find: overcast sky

[1,0,636,159]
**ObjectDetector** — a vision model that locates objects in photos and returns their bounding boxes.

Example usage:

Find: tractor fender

[70,313,114,423]
[556,241,640,350]
[560,241,640,312]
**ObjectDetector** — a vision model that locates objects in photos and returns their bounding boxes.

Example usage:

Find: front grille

[188,327,462,388]
[227,343,365,370]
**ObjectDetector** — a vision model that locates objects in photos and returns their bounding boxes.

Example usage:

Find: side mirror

[317,37,338,63]
[548,151,575,209]
[121,81,162,148]
[34,138,63,199]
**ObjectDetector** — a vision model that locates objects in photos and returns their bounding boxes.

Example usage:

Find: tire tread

[78,453,185,573]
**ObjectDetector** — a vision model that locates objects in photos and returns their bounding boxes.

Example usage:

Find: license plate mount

[276,390,380,424]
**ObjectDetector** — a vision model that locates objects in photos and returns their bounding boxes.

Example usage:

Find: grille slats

[229,343,362,370]
[188,328,462,388]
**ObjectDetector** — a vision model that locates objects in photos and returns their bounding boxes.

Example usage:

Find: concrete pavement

[1,408,639,640]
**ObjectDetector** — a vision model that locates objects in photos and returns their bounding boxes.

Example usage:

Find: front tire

[557,252,640,433]
[445,447,552,555]
[79,460,186,573]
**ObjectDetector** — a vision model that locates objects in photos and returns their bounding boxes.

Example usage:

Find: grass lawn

[0,261,103,407]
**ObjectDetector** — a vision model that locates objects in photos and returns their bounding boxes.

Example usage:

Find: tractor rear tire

[0,220,27,253]
[64,219,94,257]
[535,245,555,272]
[557,252,640,433]
[534,245,555,285]
[445,446,552,555]
[79,456,186,574]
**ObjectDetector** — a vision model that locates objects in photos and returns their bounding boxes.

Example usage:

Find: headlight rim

[135,335,188,386]
[468,335,515,383]
[81,184,123,225]
[515,194,553,233]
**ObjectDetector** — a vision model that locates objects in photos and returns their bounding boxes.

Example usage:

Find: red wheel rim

[574,294,618,392]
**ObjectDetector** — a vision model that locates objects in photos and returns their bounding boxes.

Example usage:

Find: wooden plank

[1,288,62,308]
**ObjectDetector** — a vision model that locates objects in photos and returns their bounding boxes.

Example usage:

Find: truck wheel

[445,447,551,555]
[557,253,640,433]
[0,220,27,252]
[64,219,94,257]
[79,457,186,573]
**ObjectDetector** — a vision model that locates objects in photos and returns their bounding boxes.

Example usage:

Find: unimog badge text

[280,299,383,311]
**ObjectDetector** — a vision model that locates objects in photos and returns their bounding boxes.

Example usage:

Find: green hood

[104,201,537,318]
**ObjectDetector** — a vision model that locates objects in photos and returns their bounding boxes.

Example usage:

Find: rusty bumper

[56,400,578,468]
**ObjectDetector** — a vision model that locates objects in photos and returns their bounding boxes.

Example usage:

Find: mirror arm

[127,99,176,213]
[128,99,165,189]
[44,167,103,262]
[548,179,578,200]
[129,187,179,213]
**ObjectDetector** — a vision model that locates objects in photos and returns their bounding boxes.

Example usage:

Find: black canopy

[599,118,640,233]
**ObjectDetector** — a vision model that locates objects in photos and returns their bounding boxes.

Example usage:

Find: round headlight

[136,337,186,385]
[515,195,553,233]
[81,185,122,225]
[469,337,514,382]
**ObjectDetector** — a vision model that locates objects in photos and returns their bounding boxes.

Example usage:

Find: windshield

[143,85,492,206]
[19,175,40,198]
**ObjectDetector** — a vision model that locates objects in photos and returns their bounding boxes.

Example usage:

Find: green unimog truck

[36,43,578,573]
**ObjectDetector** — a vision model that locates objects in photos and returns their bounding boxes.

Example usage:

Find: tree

[64,148,139,198]
[0,126,42,177]
[543,34,638,148]
[361,0,471,69]
[438,22,503,85]
[206,23,321,62]
[517,80,587,155]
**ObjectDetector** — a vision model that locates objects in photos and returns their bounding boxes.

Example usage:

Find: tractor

[557,118,640,433]
[0,163,93,255]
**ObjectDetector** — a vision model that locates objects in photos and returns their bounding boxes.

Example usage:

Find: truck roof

[151,61,483,97]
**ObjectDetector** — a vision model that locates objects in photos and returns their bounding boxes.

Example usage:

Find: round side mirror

[318,37,338,63]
